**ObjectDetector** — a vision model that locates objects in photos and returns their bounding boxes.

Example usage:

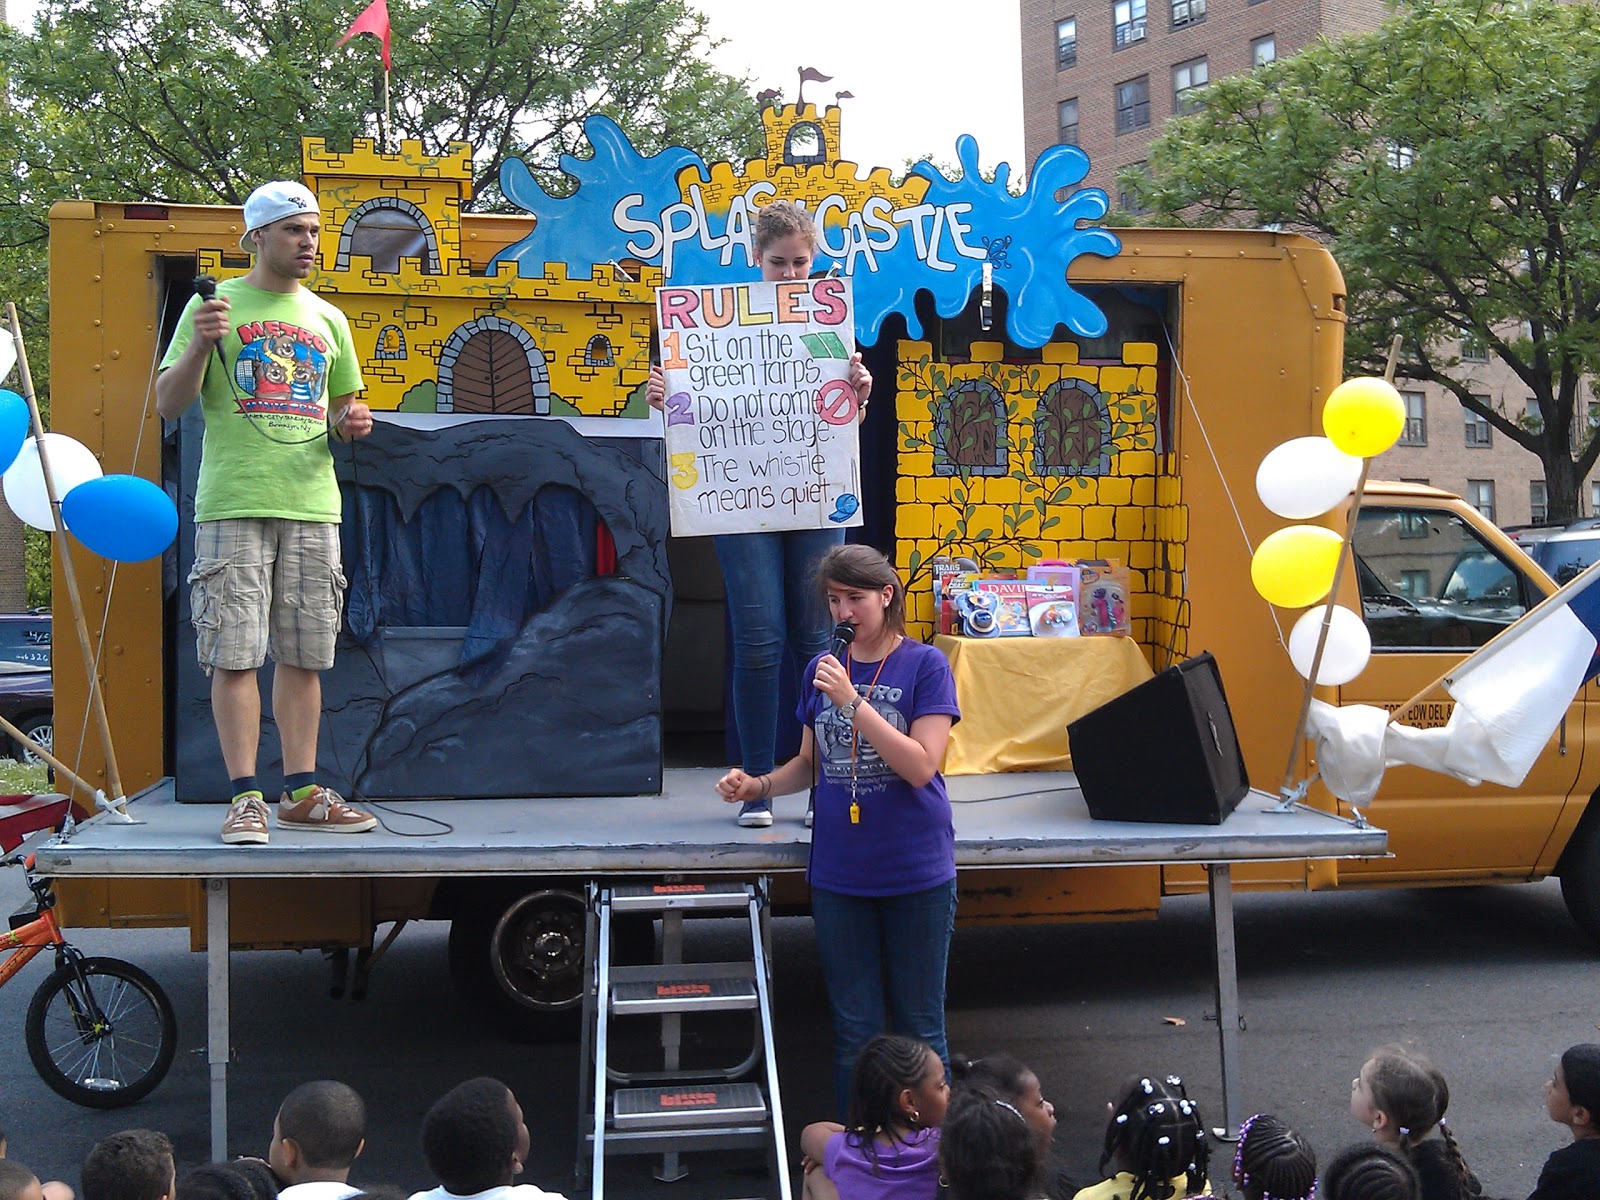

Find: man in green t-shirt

[156,180,378,846]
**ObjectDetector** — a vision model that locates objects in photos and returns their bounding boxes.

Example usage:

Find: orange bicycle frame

[0,905,64,989]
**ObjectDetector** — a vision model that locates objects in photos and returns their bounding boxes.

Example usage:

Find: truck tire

[448,885,587,1040]
[1558,812,1600,948]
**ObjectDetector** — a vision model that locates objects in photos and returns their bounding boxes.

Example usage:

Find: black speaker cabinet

[1067,651,1250,824]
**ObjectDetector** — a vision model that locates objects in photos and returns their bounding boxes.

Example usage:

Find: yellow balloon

[1322,376,1406,458]
[1251,525,1345,609]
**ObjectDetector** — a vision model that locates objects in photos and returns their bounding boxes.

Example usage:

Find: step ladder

[578,878,791,1200]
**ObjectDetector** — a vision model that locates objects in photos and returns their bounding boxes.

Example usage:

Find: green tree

[0,0,763,605]
[1126,0,1600,523]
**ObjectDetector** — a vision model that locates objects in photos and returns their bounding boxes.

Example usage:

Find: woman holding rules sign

[648,200,873,828]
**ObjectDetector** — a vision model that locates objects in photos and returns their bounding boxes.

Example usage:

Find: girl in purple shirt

[718,545,960,1115]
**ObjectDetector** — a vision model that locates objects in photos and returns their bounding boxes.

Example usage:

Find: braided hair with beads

[1097,1074,1210,1200]
[1231,1113,1316,1200]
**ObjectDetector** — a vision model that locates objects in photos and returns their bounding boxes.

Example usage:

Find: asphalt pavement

[0,869,1594,1200]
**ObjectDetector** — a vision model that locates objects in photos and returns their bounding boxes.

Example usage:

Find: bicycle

[1,853,177,1107]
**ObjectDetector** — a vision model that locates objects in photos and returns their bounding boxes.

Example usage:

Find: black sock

[230,775,261,798]
[284,771,317,797]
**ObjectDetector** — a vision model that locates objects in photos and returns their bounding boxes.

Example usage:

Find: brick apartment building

[1017,0,1600,527]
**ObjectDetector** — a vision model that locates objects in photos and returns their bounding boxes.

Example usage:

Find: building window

[1531,481,1549,525]
[1399,390,1426,446]
[1033,379,1113,476]
[933,380,1010,477]
[1592,480,1600,515]
[1114,0,1147,48]
[1460,334,1488,361]
[1116,76,1151,133]
[1252,34,1276,65]
[1173,58,1209,113]
[1467,479,1496,522]
[1465,403,1492,447]
[1057,18,1078,69]
[1523,398,1543,434]
[1386,142,1415,170]
[1398,569,1431,598]
[1117,162,1149,214]
[1059,98,1080,145]
[1171,0,1205,26]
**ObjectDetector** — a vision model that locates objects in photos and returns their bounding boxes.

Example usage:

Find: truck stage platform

[32,771,1386,1161]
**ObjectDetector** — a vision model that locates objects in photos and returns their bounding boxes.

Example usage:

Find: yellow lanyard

[847,640,896,825]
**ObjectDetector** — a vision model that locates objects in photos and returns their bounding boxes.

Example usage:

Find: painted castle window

[336,197,442,273]
[1033,378,1112,476]
[784,122,826,165]
[436,316,551,415]
[934,379,1008,476]
[584,334,615,366]
[374,325,407,359]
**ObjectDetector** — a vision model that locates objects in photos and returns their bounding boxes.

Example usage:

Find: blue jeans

[810,879,958,1117]
[714,528,843,775]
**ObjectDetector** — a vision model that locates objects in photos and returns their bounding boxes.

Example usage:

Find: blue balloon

[61,474,178,562]
[0,390,29,476]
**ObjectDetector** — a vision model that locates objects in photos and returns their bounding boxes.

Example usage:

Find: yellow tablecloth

[934,634,1155,775]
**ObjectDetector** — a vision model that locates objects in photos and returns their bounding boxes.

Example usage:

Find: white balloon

[0,335,15,385]
[1255,436,1364,519]
[3,434,104,531]
[1288,605,1373,686]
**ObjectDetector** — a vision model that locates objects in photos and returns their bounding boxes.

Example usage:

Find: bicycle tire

[25,955,177,1108]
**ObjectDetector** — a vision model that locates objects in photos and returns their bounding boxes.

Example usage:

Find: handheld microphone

[193,276,229,375]
[829,621,856,661]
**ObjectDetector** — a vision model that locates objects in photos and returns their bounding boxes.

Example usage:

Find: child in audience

[800,1034,948,1200]
[407,1077,566,1200]
[1,1161,44,1200]
[0,1129,72,1200]
[1230,1114,1315,1200]
[1073,1074,1210,1200]
[81,1132,176,1200]
[175,1163,278,1200]
[1528,1043,1600,1200]
[950,1055,1056,1159]
[269,1080,366,1200]
[1322,1145,1421,1200]
[939,1086,1044,1200]
[1350,1046,1480,1200]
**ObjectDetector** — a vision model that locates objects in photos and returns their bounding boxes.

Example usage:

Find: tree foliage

[1126,0,1600,521]
[0,0,763,601]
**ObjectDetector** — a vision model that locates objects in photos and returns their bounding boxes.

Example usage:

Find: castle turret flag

[337,0,391,70]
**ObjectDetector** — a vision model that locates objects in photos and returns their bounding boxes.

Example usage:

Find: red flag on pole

[337,0,391,70]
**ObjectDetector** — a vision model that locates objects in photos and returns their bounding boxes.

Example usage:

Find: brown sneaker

[221,793,270,845]
[277,785,377,833]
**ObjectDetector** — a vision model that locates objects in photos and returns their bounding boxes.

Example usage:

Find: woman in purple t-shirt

[718,545,961,1115]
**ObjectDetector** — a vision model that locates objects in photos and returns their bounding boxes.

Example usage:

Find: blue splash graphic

[492,116,1121,348]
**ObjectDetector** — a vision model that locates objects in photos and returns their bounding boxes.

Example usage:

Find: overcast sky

[688,0,1027,177]
[4,0,1028,178]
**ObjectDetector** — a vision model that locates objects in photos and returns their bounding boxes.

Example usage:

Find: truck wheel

[449,886,587,1040]
[1559,814,1600,948]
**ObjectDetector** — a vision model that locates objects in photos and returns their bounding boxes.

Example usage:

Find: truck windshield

[1353,507,1531,650]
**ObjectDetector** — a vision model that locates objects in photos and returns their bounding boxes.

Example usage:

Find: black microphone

[193,276,228,375]
[829,621,856,661]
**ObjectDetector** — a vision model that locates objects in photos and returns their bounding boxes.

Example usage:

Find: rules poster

[657,278,864,536]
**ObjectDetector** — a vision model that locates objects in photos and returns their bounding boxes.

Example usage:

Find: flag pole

[1386,554,1600,728]
[1275,334,1403,803]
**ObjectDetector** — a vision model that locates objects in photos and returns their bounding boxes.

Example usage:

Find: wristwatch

[837,699,860,720]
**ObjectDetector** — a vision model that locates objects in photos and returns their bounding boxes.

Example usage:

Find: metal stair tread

[612,976,759,1012]
[611,881,752,911]
[612,1081,768,1129]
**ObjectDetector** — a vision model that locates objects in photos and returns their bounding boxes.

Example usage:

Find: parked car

[1528,526,1600,586]
[0,611,51,763]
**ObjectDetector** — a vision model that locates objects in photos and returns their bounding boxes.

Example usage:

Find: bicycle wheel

[25,955,177,1108]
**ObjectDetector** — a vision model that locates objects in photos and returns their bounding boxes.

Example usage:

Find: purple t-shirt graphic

[798,637,960,897]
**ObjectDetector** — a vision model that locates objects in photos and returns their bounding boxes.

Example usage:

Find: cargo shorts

[188,518,347,674]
